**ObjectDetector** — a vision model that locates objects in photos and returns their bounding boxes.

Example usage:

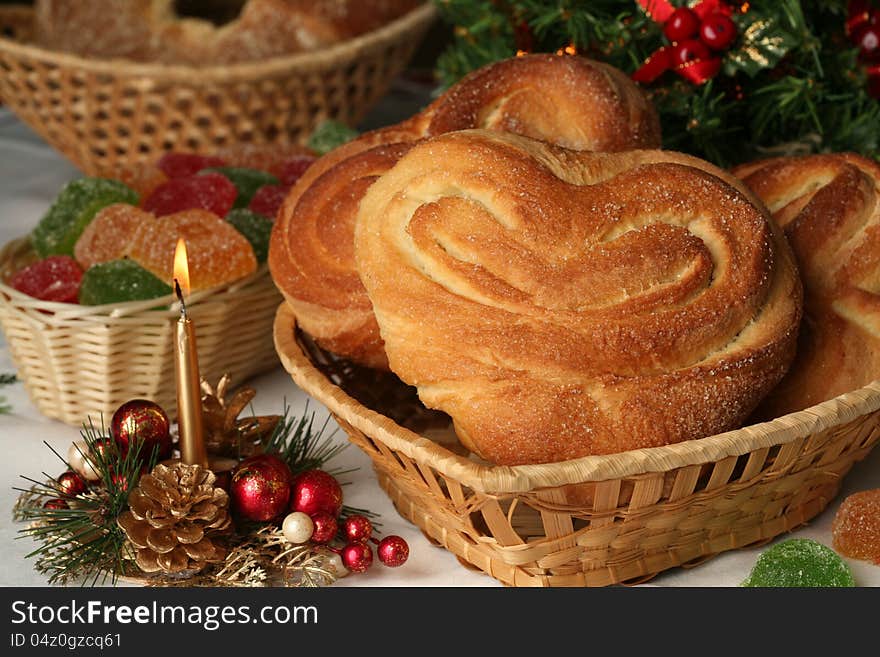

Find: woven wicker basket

[0,237,282,426]
[0,3,436,177]
[273,303,880,587]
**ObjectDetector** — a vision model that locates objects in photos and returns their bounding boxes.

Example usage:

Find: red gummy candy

[272,156,316,187]
[157,152,226,179]
[248,184,289,219]
[10,255,83,303]
[142,172,237,218]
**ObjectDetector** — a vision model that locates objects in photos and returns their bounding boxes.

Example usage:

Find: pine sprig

[261,402,348,476]
[15,419,156,585]
[433,0,880,165]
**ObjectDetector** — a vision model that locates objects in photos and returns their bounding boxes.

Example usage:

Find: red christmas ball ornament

[377,535,410,568]
[43,498,69,510]
[342,514,373,544]
[289,469,343,517]
[671,39,711,67]
[111,471,133,492]
[230,454,293,522]
[341,542,373,573]
[310,512,338,544]
[110,399,172,461]
[664,7,700,42]
[855,24,880,58]
[56,470,87,496]
[91,438,113,461]
[699,13,738,51]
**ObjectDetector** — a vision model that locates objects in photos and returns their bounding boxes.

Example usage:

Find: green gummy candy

[226,208,272,263]
[204,167,278,209]
[742,538,855,588]
[32,178,139,257]
[78,259,171,306]
[307,119,359,155]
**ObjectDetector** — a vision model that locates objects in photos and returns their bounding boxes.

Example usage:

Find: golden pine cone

[117,462,232,574]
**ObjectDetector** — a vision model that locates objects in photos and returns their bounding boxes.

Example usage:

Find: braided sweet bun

[354,130,802,465]
[269,54,662,368]
[734,153,880,418]
[34,0,421,64]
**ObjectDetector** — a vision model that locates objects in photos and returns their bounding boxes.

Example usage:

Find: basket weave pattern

[274,303,880,586]
[0,4,436,176]
[0,238,282,426]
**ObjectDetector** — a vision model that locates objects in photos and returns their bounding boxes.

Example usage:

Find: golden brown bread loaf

[354,130,803,465]
[34,0,420,64]
[733,153,880,418]
[268,54,662,368]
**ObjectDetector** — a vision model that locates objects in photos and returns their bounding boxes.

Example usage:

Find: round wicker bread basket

[0,3,437,177]
[273,303,880,587]
[0,237,282,426]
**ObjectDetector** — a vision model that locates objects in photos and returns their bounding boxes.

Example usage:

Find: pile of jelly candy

[7,149,315,305]
[741,538,855,587]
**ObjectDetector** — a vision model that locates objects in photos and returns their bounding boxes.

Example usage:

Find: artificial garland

[13,377,408,587]
[434,0,880,165]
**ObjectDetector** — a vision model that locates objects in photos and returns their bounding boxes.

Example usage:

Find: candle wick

[174,279,187,318]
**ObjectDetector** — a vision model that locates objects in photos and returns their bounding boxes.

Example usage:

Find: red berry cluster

[338,514,410,573]
[664,6,737,67]
[847,1,880,97]
[228,457,409,575]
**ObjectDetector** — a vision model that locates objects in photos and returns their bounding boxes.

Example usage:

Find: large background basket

[0,3,437,177]
[274,303,880,587]
[0,237,282,426]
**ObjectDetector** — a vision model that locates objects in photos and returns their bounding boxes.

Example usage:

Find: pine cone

[201,374,280,458]
[117,463,232,574]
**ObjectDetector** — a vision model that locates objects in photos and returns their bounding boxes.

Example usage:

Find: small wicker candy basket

[0,237,282,426]
[273,303,880,587]
[0,3,437,176]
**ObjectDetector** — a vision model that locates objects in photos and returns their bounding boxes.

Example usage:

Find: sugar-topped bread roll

[269,54,662,368]
[355,130,802,465]
[734,153,880,418]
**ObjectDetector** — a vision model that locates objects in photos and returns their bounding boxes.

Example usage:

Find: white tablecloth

[0,106,878,588]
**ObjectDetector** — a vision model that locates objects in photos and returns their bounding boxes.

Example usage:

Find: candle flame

[173,238,190,297]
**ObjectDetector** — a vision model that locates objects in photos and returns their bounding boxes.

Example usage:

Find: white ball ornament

[67,440,100,481]
[282,511,315,544]
[325,551,349,578]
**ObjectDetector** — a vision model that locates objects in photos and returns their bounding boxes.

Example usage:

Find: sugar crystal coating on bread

[354,130,802,464]
[269,54,662,368]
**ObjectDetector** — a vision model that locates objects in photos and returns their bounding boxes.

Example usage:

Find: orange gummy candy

[74,203,154,269]
[127,209,257,290]
[116,163,169,199]
[832,488,880,565]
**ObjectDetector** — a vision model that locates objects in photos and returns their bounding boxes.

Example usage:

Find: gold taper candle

[173,239,207,468]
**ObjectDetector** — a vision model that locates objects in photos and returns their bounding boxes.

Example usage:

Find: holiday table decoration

[0,147,323,426]
[13,382,409,587]
[0,2,437,176]
[434,0,880,165]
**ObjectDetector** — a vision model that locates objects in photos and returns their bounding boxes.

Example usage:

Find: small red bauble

[672,39,711,66]
[230,454,293,522]
[664,7,700,42]
[377,535,410,568]
[699,13,738,51]
[855,25,880,57]
[56,470,87,496]
[310,512,338,544]
[110,399,172,461]
[342,514,373,544]
[289,469,343,517]
[341,542,373,573]
[43,498,69,510]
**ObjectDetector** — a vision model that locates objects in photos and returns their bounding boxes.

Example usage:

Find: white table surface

[0,105,878,589]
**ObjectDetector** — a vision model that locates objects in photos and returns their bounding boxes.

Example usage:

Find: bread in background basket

[34,0,422,64]
[0,2,436,176]
[0,147,319,425]
[269,53,662,369]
